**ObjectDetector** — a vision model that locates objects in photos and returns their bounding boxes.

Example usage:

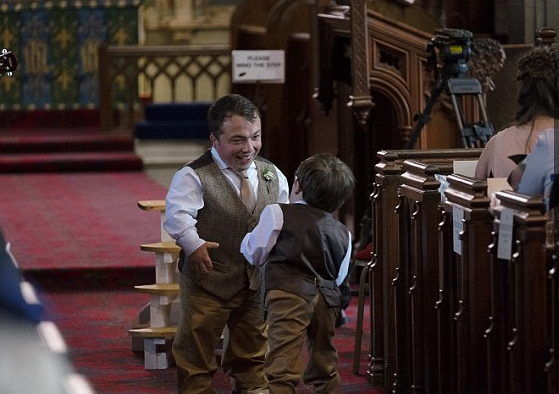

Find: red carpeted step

[0,151,143,172]
[0,134,135,154]
[0,128,143,172]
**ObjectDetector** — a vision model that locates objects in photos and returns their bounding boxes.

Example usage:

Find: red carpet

[0,172,166,273]
[0,141,381,392]
[39,288,376,394]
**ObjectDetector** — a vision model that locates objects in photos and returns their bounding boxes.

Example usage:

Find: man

[164,94,289,394]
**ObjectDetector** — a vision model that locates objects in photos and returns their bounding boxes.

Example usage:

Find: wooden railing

[98,45,231,132]
[367,149,558,393]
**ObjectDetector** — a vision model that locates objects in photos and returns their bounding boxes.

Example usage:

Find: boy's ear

[293,180,302,194]
[289,180,303,203]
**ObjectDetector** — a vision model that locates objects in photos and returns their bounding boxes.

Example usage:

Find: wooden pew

[442,174,493,394]
[370,149,481,389]
[371,151,558,393]
[547,204,559,391]
[397,159,444,393]
[485,191,548,394]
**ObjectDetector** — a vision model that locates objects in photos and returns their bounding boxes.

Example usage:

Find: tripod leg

[449,93,468,148]
[406,78,445,149]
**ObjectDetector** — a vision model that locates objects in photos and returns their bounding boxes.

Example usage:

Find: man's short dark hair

[207,94,260,138]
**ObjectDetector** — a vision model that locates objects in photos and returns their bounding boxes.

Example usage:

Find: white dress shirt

[164,147,290,256]
[240,201,352,286]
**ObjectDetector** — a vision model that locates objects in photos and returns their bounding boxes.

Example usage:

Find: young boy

[240,153,355,394]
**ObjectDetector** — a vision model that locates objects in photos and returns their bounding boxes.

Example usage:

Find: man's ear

[209,133,217,147]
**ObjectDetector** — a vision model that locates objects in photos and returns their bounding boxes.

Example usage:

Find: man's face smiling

[210,114,262,172]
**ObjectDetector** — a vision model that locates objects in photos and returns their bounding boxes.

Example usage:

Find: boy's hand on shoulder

[188,242,220,275]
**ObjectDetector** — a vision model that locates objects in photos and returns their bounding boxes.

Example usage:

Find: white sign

[453,207,464,255]
[453,160,478,178]
[232,50,285,83]
[497,207,514,260]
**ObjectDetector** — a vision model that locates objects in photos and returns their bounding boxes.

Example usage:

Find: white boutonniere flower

[262,168,275,182]
[261,167,275,194]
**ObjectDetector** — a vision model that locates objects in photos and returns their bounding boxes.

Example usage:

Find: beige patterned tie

[233,169,257,212]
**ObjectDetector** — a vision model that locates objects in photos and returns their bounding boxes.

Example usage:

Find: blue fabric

[0,231,44,323]
[135,103,212,140]
[134,120,209,140]
[144,103,212,122]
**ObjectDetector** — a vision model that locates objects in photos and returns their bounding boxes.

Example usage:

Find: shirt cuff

[176,233,206,257]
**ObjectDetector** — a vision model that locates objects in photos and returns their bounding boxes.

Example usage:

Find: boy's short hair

[296,153,355,212]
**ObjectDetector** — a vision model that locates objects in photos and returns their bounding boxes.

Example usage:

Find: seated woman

[475,45,559,183]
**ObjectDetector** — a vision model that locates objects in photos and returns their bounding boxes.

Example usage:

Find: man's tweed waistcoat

[262,203,349,307]
[184,149,280,300]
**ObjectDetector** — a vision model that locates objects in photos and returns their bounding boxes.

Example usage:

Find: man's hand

[187,242,220,275]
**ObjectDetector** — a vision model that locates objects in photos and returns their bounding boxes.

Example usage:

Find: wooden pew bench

[368,149,558,394]
[367,148,482,387]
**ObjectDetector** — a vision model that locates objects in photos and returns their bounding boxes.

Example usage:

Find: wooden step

[129,327,177,369]
[138,200,171,242]
[137,200,166,211]
[135,285,179,327]
[0,151,143,173]
[129,326,177,339]
[140,241,180,253]
[0,134,135,154]
[140,242,180,285]
[134,283,179,295]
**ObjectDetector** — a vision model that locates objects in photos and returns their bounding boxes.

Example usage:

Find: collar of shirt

[210,146,258,189]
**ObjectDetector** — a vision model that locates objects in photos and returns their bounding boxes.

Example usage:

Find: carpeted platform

[0,133,135,154]
[0,172,167,275]
[0,127,143,173]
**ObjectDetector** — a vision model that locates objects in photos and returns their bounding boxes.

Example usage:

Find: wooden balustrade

[98,45,231,133]
[369,150,558,394]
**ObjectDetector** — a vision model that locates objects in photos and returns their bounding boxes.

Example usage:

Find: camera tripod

[406,29,494,149]
[406,76,494,149]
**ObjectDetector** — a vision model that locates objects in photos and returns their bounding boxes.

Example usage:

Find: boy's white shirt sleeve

[336,230,352,286]
[241,204,352,287]
[240,204,284,266]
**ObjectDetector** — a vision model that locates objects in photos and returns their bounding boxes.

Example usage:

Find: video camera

[406,28,494,149]
[428,28,473,78]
